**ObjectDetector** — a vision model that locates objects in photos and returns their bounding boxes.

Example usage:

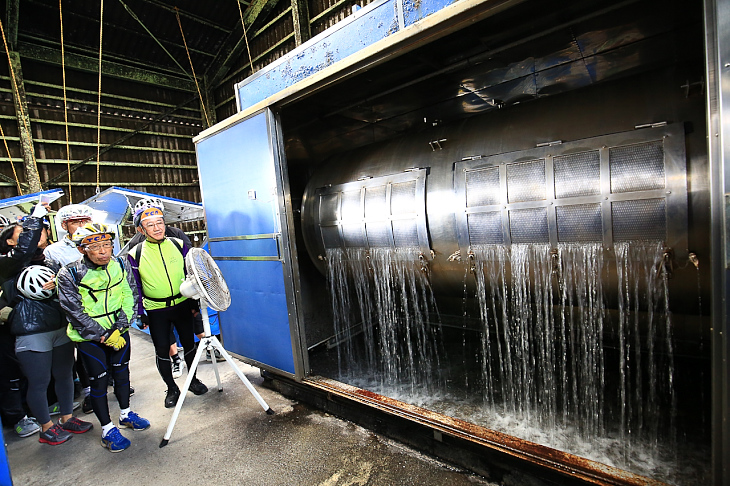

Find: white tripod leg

[160,333,207,447]
[207,337,273,414]
[201,306,222,391]
[159,300,274,448]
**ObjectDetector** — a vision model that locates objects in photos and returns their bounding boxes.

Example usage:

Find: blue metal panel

[402,0,453,27]
[196,111,296,375]
[209,238,278,258]
[0,419,11,486]
[237,0,398,111]
[216,260,295,373]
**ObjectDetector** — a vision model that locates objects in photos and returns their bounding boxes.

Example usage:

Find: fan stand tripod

[159,303,274,448]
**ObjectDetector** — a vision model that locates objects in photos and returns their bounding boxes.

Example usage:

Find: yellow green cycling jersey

[130,238,187,312]
[57,256,137,343]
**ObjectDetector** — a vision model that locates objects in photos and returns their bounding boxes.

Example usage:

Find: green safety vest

[137,238,187,311]
[67,258,133,342]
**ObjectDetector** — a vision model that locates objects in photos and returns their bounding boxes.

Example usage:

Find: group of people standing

[0,196,208,452]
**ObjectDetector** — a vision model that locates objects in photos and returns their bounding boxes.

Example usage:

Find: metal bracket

[429,139,447,151]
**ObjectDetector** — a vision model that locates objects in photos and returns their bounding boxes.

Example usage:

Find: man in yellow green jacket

[57,223,150,452]
[127,203,208,409]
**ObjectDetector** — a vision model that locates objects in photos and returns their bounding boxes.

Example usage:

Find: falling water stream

[323,243,707,485]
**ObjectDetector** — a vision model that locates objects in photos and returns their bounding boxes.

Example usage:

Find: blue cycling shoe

[101,426,131,452]
[119,411,150,431]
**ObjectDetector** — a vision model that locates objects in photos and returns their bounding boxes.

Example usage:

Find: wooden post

[291,0,311,46]
[8,50,41,193]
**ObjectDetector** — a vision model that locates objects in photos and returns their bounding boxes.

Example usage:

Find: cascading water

[325,247,444,397]
[324,242,701,484]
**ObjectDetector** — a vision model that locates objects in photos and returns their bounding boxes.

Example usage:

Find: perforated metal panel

[556,203,603,242]
[315,169,430,256]
[554,151,601,198]
[365,186,388,218]
[366,221,393,247]
[393,220,420,247]
[342,224,366,247]
[510,208,549,243]
[391,181,418,214]
[468,212,504,245]
[320,193,339,221]
[322,226,341,248]
[341,191,362,220]
[466,167,501,207]
[454,124,687,255]
[610,141,665,193]
[612,199,666,241]
[507,159,546,203]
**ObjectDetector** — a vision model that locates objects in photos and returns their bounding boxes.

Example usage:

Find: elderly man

[57,223,150,452]
[127,202,207,409]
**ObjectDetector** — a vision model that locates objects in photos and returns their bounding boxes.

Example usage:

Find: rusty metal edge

[303,376,668,486]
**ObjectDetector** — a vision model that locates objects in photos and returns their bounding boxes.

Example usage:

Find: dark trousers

[0,333,26,425]
[148,301,197,390]
[77,338,130,427]
[17,343,75,425]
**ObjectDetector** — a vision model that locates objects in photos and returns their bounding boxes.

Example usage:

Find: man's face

[82,240,113,266]
[62,218,92,239]
[140,216,165,242]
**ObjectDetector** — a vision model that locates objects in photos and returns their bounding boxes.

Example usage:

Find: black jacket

[0,217,46,336]
[0,217,45,286]
[4,260,64,337]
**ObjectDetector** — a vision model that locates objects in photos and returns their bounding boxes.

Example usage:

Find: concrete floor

[4,329,495,486]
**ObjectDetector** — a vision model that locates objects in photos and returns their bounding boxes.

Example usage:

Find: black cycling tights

[148,302,198,390]
[77,338,130,427]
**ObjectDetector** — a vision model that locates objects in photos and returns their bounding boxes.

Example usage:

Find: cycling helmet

[133,197,164,216]
[16,265,55,300]
[133,197,165,227]
[71,222,115,247]
[56,204,93,222]
[0,214,12,228]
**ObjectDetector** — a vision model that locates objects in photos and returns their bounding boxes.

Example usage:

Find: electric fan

[160,248,274,448]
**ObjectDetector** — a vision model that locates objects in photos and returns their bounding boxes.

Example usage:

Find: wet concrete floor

[4,329,496,486]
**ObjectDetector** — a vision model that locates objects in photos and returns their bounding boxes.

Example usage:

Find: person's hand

[101,328,126,351]
[42,278,55,291]
[30,202,50,218]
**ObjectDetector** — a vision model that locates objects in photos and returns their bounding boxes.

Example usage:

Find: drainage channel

[295,376,667,486]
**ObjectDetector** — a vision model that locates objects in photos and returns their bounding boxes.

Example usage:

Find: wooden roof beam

[205,0,281,89]
[17,42,196,92]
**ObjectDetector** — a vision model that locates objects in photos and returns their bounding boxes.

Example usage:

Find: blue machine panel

[237,0,397,111]
[196,111,296,375]
[403,0,453,26]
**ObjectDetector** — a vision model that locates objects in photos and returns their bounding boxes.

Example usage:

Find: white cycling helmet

[133,197,164,216]
[133,197,165,227]
[57,204,93,223]
[16,265,55,300]
[0,214,12,228]
[71,222,115,247]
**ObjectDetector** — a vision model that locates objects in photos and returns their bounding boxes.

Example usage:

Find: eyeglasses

[85,241,113,251]
[143,221,165,229]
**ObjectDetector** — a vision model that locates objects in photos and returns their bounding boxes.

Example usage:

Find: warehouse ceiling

[10,0,276,94]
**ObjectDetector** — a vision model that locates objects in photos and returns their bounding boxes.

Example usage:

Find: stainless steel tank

[300,70,707,318]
